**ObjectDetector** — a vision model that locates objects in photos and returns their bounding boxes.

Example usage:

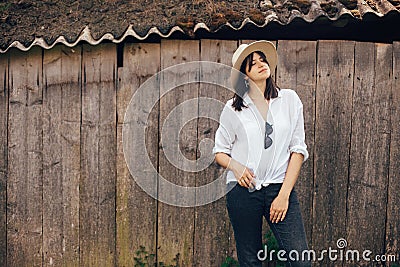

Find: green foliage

[265,229,279,251]
[221,229,285,267]
[134,246,155,267]
[134,246,179,267]
[264,229,285,267]
[221,256,239,267]
[158,253,179,267]
[0,3,11,12]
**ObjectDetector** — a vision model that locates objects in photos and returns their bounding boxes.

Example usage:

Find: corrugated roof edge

[1,8,398,54]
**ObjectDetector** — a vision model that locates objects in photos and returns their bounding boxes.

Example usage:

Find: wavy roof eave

[1,3,399,54]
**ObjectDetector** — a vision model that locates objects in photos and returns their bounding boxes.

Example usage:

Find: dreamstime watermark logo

[122,61,251,207]
[257,238,398,263]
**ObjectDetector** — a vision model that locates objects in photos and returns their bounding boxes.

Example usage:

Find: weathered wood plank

[81,43,116,266]
[313,40,354,263]
[276,40,317,245]
[8,47,43,266]
[386,41,400,264]
[97,44,117,267]
[43,45,81,267]
[347,42,392,258]
[60,45,81,267]
[43,45,63,267]
[0,48,8,267]
[194,39,238,266]
[158,40,199,266]
[116,43,159,267]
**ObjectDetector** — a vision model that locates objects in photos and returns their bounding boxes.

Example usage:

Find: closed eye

[251,58,266,65]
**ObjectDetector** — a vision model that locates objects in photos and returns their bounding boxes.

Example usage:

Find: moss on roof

[0,0,399,52]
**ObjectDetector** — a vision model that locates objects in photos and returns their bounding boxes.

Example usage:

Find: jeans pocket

[227,182,249,208]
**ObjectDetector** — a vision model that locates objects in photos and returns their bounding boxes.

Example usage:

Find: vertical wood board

[116,43,160,267]
[7,47,43,267]
[157,40,200,266]
[80,43,116,267]
[313,41,354,262]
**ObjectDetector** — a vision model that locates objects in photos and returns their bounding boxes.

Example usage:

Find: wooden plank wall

[80,43,116,266]
[116,43,160,266]
[387,41,400,265]
[8,47,43,266]
[0,40,398,266]
[313,41,355,266]
[0,47,8,267]
[42,44,81,267]
[347,42,392,256]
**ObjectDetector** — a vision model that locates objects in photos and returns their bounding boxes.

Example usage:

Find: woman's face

[245,52,270,83]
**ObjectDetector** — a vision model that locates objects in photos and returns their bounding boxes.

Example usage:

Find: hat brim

[230,41,278,87]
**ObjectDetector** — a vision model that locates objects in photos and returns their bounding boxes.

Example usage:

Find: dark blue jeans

[226,182,311,267]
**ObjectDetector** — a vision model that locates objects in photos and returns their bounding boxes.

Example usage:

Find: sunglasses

[265,122,273,149]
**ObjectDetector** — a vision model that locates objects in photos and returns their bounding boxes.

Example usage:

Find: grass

[0,3,11,12]
[221,256,239,267]
[222,229,285,266]
[134,246,179,267]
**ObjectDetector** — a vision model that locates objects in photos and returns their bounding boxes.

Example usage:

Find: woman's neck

[247,80,266,100]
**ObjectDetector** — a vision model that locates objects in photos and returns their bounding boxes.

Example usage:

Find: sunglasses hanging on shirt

[265,122,273,149]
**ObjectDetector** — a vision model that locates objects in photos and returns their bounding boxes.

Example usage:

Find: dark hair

[232,51,279,111]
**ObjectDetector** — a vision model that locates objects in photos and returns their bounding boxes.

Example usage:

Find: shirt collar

[243,89,282,105]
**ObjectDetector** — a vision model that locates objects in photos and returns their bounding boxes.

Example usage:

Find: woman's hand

[270,194,289,223]
[229,160,255,189]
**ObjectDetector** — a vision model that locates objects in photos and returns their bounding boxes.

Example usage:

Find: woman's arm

[279,152,304,199]
[269,152,304,223]
[215,152,255,189]
[269,92,308,223]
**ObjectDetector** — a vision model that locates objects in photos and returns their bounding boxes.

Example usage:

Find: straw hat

[230,40,278,87]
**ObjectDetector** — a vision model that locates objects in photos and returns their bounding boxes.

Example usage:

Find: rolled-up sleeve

[212,105,236,155]
[289,104,309,162]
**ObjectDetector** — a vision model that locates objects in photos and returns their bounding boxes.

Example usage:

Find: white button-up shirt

[212,89,308,190]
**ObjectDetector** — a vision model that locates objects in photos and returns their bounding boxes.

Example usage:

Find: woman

[213,41,311,266]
